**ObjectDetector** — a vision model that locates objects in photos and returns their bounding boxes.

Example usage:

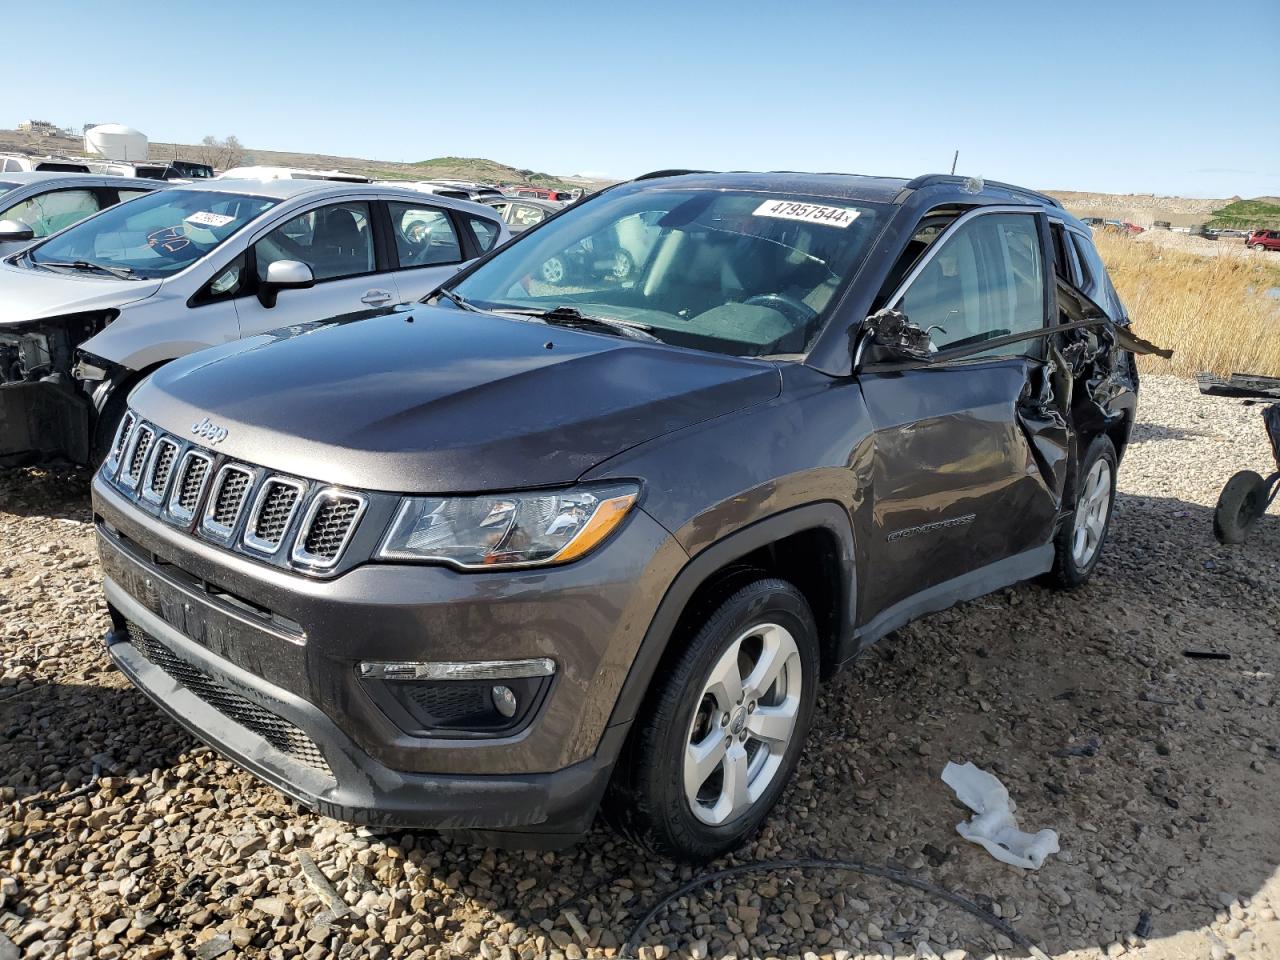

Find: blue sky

[8,0,1279,197]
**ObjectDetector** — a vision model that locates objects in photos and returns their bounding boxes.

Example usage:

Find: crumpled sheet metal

[942,761,1060,870]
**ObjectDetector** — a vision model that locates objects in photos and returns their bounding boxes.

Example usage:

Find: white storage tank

[84,124,148,161]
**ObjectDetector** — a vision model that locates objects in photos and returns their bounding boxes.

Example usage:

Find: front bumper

[93,471,685,838]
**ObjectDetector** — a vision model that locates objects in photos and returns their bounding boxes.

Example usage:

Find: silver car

[0,172,164,256]
[0,179,508,465]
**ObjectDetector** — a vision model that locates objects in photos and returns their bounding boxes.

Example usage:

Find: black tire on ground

[1213,470,1268,545]
[1047,434,1119,588]
[605,578,820,862]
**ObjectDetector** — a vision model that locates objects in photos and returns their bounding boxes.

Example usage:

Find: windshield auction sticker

[752,199,860,228]
[185,211,236,229]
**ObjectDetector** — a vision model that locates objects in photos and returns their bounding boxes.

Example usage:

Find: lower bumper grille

[124,622,332,777]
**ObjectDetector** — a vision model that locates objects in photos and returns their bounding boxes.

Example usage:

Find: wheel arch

[606,502,858,736]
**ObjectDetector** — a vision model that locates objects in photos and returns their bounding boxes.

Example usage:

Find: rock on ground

[0,376,1276,960]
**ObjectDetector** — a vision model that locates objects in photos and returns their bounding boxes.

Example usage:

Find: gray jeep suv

[92,171,1159,860]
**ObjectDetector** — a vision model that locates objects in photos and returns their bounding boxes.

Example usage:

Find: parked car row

[0,177,508,465]
[0,164,1161,860]
[0,153,215,180]
[0,173,163,255]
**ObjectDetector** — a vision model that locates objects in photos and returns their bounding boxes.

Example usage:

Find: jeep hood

[0,257,161,324]
[133,305,781,492]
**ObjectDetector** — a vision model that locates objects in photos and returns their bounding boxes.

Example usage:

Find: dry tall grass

[1093,232,1280,377]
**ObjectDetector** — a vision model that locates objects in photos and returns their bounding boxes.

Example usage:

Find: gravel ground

[1,376,1276,960]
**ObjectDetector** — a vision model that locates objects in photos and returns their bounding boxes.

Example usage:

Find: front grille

[202,466,254,536]
[248,480,303,551]
[172,452,212,518]
[109,412,136,469]
[294,492,365,567]
[144,438,179,501]
[125,427,155,486]
[125,622,332,776]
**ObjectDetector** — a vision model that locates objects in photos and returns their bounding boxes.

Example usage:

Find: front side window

[255,201,374,282]
[388,202,461,267]
[898,212,1045,357]
[27,188,276,278]
[2,189,100,238]
[451,187,886,358]
[1069,232,1122,319]
[510,203,548,228]
[116,189,153,203]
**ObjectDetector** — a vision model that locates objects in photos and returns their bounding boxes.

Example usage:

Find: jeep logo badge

[191,417,228,445]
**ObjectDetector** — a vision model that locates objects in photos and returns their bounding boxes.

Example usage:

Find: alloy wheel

[683,622,803,826]
[1071,458,1113,567]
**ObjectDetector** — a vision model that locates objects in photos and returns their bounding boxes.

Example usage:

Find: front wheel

[1255,244,1267,252]
[608,579,819,862]
[1214,470,1269,544]
[1048,435,1118,588]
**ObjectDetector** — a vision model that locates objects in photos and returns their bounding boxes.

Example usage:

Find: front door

[857,209,1066,620]
[236,200,396,337]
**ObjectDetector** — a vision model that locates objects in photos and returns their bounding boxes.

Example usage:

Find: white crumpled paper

[941,761,1060,870]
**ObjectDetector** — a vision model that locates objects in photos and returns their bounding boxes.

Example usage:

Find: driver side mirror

[258,260,315,308]
[0,219,36,243]
[854,308,938,367]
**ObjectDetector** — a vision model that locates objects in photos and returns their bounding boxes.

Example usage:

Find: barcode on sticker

[185,211,235,228]
[752,200,859,228]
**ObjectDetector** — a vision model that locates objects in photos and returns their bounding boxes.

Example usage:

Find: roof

[170,178,503,216]
[0,171,166,188]
[624,170,1064,210]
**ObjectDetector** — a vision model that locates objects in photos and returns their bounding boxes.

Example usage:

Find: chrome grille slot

[168,450,213,523]
[107,412,136,473]
[292,490,367,569]
[142,437,180,503]
[123,425,154,488]
[201,464,256,539]
[244,477,305,554]
[124,622,331,776]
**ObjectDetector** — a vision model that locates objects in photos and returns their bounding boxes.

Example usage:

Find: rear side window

[1069,232,1123,319]
[388,202,462,267]
[467,216,501,252]
[898,212,1045,357]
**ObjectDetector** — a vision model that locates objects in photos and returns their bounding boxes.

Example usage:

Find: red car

[1247,229,1280,252]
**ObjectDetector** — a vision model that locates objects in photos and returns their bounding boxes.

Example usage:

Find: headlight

[376,484,639,569]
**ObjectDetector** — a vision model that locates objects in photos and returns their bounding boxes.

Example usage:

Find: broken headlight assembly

[376,484,639,569]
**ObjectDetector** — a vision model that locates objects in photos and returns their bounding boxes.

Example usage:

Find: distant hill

[0,128,606,192]
[1205,198,1280,230]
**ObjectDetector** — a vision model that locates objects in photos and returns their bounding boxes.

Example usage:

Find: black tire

[607,578,819,862]
[1213,470,1268,545]
[1048,434,1118,588]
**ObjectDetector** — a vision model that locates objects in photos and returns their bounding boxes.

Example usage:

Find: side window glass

[1068,233,1119,318]
[388,202,462,267]
[194,252,248,305]
[1,189,101,238]
[255,201,374,282]
[511,203,547,228]
[467,216,501,252]
[116,189,152,203]
[898,213,1045,356]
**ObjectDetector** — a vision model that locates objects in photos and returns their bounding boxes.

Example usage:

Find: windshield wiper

[495,305,659,341]
[433,287,480,312]
[36,259,136,280]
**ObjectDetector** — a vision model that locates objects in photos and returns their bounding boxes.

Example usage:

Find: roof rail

[632,169,714,181]
[903,174,1062,209]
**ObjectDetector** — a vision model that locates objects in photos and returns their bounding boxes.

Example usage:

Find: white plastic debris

[941,761,1060,870]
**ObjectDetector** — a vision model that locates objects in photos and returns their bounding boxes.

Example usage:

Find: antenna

[950,150,959,175]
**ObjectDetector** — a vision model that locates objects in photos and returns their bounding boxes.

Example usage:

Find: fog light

[491,685,517,718]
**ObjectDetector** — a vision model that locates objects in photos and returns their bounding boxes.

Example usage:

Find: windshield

[27,189,277,279]
[0,180,18,198]
[449,187,885,357]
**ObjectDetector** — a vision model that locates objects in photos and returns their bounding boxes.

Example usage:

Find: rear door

[857,207,1067,621]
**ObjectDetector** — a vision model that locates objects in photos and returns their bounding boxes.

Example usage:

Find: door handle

[361,289,393,305]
